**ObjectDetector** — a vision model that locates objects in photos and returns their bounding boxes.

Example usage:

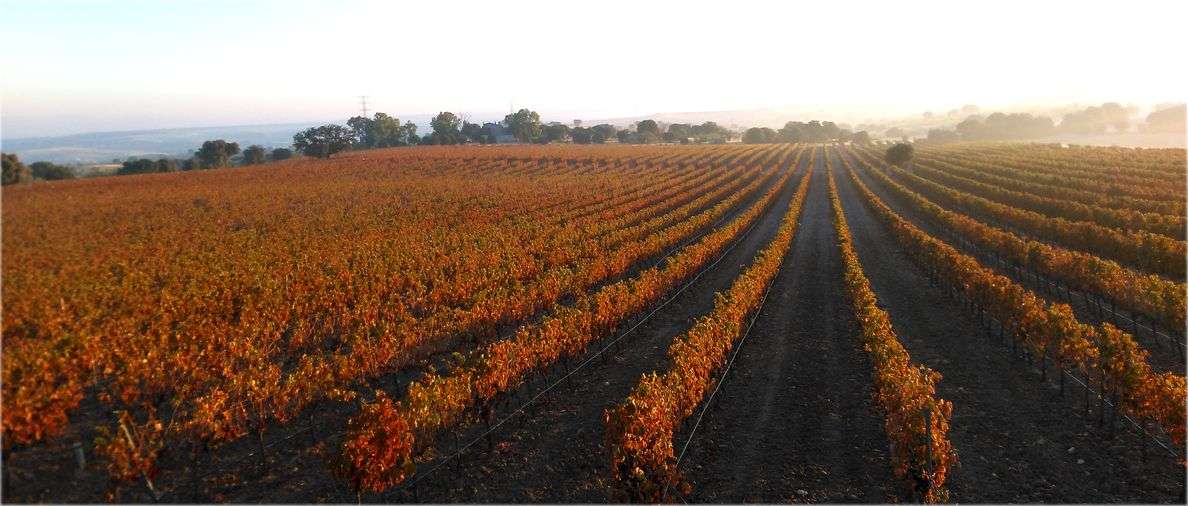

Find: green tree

[777,121,852,142]
[293,124,355,159]
[461,121,485,143]
[270,148,293,161]
[431,112,464,144]
[852,131,873,145]
[195,140,240,168]
[347,115,375,146]
[116,158,176,175]
[543,123,570,143]
[2,153,32,185]
[400,121,419,146]
[591,124,617,142]
[742,127,778,144]
[503,108,542,143]
[242,145,267,165]
[636,130,660,144]
[636,119,660,139]
[117,159,157,175]
[778,122,805,142]
[885,143,914,166]
[690,122,731,143]
[348,112,414,148]
[29,161,75,180]
[665,123,692,143]
[155,159,179,172]
[571,127,592,144]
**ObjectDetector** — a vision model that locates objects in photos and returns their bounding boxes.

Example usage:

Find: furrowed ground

[2,142,1184,503]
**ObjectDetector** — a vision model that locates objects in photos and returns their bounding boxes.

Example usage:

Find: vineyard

[1,142,1185,503]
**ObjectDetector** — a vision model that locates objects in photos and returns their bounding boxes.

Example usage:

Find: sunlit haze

[2,0,1185,138]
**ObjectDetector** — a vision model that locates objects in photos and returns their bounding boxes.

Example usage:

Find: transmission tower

[358,95,370,117]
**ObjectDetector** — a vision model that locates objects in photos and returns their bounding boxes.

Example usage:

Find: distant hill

[1,117,434,164]
[1,123,319,164]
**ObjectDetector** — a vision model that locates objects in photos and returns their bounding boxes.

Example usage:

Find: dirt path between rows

[678,150,896,503]
[832,147,1184,503]
[376,151,809,503]
[846,146,1186,373]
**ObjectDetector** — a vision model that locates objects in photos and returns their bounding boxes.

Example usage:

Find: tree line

[742,121,873,145]
[4,105,1012,186]
[289,109,742,159]
[2,153,78,184]
[1,141,295,184]
[921,103,1187,143]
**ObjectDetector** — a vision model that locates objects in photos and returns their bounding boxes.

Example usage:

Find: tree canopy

[293,124,355,159]
[591,124,617,143]
[461,121,487,143]
[571,127,592,144]
[885,143,914,166]
[1059,103,1132,135]
[2,153,32,185]
[242,145,267,165]
[1144,104,1186,133]
[665,123,692,143]
[430,112,465,144]
[742,127,779,144]
[348,112,418,148]
[29,161,75,180]
[636,120,661,139]
[778,120,848,143]
[956,113,1055,140]
[117,158,178,175]
[503,109,542,143]
[270,148,294,161]
[690,122,733,143]
[195,140,240,168]
[542,123,571,143]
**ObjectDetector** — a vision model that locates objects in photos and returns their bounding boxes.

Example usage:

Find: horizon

[2,100,1180,143]
[3,0,1186,139]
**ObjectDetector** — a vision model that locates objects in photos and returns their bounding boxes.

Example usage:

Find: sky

[1,0,1185,138]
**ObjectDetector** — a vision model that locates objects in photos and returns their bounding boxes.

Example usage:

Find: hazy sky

[2,0,1185,138]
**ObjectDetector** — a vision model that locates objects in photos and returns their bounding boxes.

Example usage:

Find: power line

[358,95,369,117]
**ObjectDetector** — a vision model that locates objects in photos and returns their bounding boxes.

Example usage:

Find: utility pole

[358,95,370,117]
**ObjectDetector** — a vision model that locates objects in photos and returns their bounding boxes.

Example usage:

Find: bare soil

[374,152,812,503]
[677,151,896,503]
[833,147,1185,503]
